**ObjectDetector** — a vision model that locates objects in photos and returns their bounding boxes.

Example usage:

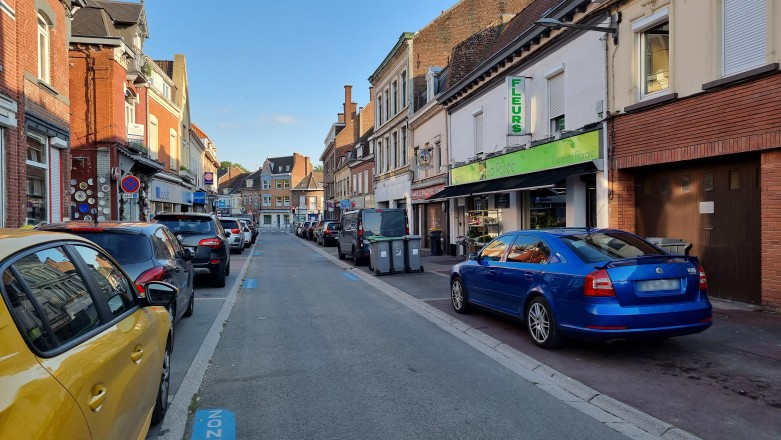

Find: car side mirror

[182,248,193,261]
[142,281,177,306]
[224,230,231,236]
[468,253,479,261]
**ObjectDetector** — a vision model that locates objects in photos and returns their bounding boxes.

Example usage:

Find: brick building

[69,0,164,222]
[1,0,85,227]
[607,0,781,310]
[258,153,313,228]
[291,171,324,224]
[321,85,358,220]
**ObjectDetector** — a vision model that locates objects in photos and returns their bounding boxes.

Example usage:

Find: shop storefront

[149,174,193,217]
[430,130,605,250]
[412,183,446,250]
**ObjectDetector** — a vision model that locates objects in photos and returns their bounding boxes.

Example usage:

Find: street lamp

[536,18,618,44]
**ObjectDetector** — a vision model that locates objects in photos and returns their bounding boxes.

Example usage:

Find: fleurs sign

[507,77,525,135]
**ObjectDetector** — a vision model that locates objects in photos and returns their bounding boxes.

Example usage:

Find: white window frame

[276,196,282,207]
[283,196,290,207]
[262,195,271,207]
[26,132,49,225]
[169,129,177,169]
[245,179,253,188]
[401,71,408,108]
[547,70,566,134]
[633,8,670,99]
[37,13,50,83]
[473,108,484,156]
[392,80,398,115]
[363,170,368,194]
[401,127,407,165]
[262,179,271,190]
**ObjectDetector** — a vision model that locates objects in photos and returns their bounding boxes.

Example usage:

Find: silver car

[218,217,246,253]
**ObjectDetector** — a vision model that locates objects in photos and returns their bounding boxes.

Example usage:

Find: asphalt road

[181,231,630,439]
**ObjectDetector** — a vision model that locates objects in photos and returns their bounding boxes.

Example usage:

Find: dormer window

[426,67,443,102]
[245,179,253,188]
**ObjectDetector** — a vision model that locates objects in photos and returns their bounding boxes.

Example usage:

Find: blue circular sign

[79,203,90,213]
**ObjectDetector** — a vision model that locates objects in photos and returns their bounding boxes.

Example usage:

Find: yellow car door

[0,298,91,439]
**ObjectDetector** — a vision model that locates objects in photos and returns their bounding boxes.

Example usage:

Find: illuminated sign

[507,77,525,135]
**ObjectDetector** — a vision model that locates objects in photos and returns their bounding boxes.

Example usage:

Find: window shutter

[548,73,565,119]
[50,147,60,222]
[724,0,766,76]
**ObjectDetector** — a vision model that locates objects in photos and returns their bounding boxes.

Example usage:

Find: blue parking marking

[243,279,257,289]
[192,409,236,440]
[254,251,263,256]
[342,272,358,281]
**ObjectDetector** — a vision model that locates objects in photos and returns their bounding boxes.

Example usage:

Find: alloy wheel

[528,302,550,344]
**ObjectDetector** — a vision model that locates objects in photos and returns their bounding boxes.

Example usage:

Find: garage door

[634,154,760,304]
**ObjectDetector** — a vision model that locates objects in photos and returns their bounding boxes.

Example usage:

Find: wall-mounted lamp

[536,17,618,45]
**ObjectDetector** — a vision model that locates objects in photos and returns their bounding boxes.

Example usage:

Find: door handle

[88,383,107,412]
[524,273,534,280]
[488,269,497,276]
[131,344,144,363]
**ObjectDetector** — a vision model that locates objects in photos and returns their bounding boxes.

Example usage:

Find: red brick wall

[761,150,781,311]
[612,72,781,169]
[608,168,636,233]
[411,0,531,107]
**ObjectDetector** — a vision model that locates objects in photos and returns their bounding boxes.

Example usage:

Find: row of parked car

[295,219,341,246]
[0,211,259,438]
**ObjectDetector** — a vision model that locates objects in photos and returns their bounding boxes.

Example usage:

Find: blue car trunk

[604,257,701,307]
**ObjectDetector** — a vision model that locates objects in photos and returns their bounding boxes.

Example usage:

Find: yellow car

[0,229,175,439]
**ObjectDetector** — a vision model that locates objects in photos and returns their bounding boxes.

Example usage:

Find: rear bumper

[557,298,713,341]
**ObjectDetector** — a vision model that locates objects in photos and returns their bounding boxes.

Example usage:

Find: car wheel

[212,263,227,288]
[150,342,171,425]
[184,289,194,317]
[225,258,231,276]
[526,297,563,349]
[451,276,470,313]
[337,245,345,260]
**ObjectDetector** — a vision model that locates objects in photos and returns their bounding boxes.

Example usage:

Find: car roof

[0,228,98,260]
[156,212,215,218]
[40,221,160,235]
[510,227,625,237]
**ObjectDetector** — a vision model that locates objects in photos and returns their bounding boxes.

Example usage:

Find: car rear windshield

[69,231,153,265]
[559,231,663,263]
[156,216,216,235]
[362,211,405,237]
[220,220,240,230]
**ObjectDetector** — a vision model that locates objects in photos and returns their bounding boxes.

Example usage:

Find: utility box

[369,238,393,275]
[404,235,423,273]
[646,237,692,255]
[390,238,406,274]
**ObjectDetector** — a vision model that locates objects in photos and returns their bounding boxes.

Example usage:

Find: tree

[220,161,248,172]
[313,164,323,172]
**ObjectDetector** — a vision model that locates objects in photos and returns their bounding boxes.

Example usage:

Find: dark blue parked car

[450,228,712,348]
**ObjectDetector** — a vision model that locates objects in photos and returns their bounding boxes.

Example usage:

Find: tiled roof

[153,60,174,78]
[90,0,143,24]
[219,172,250,193]
[266,155,295,174]
[445,23,505,89]
[72,6,114,37]
[486,0,565,59]
[293,172,324,190]
[192,123,207,139]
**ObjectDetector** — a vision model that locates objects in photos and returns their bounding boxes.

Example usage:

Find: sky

[142,0,459,171]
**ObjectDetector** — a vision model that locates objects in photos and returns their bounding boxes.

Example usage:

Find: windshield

[69,231,153,265]
[362,211,406,237]
[156,216,216,235]
[559,231,663,264]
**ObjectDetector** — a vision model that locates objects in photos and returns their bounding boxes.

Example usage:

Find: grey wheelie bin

[390,237,406,274]
[404,235,423,273]
[369,237,393,275]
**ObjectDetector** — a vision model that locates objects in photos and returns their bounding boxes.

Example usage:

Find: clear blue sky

[142,0,458,170]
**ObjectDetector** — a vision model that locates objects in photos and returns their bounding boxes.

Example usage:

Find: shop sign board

[451,130,600,185]
[204,172,214,185]
[495,193,510,208]
[412,184,445,201]
[507,77,525,135]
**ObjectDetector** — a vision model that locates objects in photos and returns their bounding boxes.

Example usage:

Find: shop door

[634,154,760,304]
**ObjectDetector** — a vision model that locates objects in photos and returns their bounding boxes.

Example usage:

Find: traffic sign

[121,175,141,193]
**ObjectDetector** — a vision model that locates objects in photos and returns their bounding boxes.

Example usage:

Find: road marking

[254,251,263,256]
[192,409,236,440]
[243,279,257,289]
[342,272,359,281]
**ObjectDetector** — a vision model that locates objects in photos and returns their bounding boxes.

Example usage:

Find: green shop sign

[451,130,600,185]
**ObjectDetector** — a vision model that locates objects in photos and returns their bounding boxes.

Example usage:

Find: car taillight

[698,264,708,290]
[358,225,363,240]
[231,228,240,234]
[584,269,615,297]
[199,237,222,249]
[135,266,167,293]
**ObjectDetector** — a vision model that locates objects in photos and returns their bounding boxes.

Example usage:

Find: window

[162,82,171,100]
[507,236,550,264]
[435,140,442,170]
[385,136,391,172]
[704,173,714,192]
[169,130,177,169]
[376,140,382,172]
[377,95,383,125]
[392,132,398,169]
[729,170,740,190]
[276,196,282,206]
[548,73,565,133]
[11,247,99,350]
[37,13,50,83]
[392,81,398,115]
[283,196,290,207]
[723,0,766,76]
[149,116,159,160]
[245,179,253,188]
[401,127,407,165]
[480,237,510,261]
[363,170,369,194]
[384,89,390,121]
[262,195,271,206]
[638,20,669,96]
[262,179,271,190]
[72,245,135,317]
[473,110,484,155]
[275,179,289,189]
[401,71,407,107]
[26,134,48,226]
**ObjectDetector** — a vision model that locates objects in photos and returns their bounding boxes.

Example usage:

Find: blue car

[450,228,712,348]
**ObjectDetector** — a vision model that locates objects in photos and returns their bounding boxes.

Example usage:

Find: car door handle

[524,273,534,280]
[88,383,107,412]
[131,344,144,363]
[487,269,497,276]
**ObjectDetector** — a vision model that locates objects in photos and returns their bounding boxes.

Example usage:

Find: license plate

[636,278,681,292]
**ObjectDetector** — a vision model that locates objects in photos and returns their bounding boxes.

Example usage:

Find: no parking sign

[121,175,140,193]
